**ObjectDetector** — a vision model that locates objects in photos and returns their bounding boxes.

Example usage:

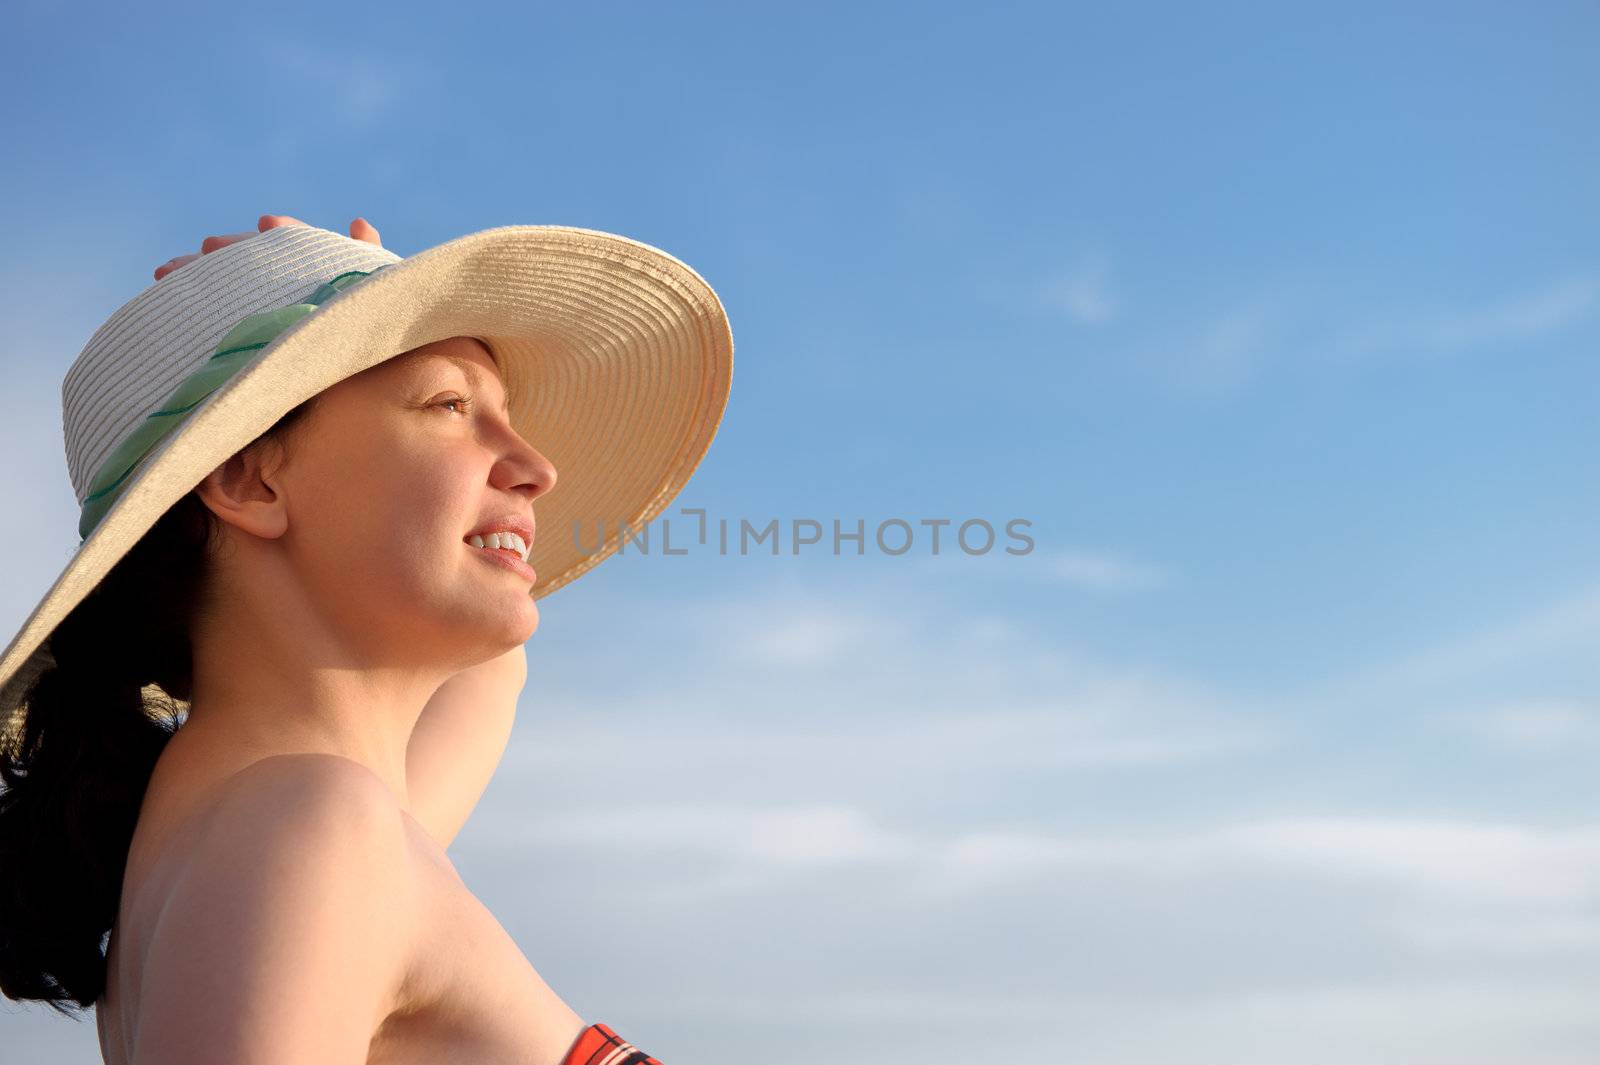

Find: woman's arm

[405,645,527,850]
[132,757,417,1064]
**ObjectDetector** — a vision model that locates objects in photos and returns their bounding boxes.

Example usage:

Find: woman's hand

[153,215,382,281]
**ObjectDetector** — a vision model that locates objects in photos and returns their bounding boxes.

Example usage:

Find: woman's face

[262,335,557,670]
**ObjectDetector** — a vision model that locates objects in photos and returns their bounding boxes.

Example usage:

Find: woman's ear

[194,439,291,541]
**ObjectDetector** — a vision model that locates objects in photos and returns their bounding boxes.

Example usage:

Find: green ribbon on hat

[77,264,394,542]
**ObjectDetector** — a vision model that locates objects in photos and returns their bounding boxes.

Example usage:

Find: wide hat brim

[0,222,733,743]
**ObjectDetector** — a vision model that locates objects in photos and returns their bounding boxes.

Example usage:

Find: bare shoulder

[175,752,419,899]
[196,752,412,849]
[130,754,421,1064]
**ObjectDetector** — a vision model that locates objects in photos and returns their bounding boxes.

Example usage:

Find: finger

[258,214,309,231]
[199,229,258,254]
[350,217,382,246]
[154,252,201,281]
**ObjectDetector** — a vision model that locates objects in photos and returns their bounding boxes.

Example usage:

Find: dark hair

[0,397,317,1016]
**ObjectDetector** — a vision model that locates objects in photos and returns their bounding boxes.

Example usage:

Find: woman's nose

[527,446,557,498]
[496,434,557,500]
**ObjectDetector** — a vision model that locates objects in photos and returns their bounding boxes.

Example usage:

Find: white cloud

[1043,548,1168,590]
[907,544,1169,593]
[1063,979,1600,1065]
[479,576,1600,917]
[1215,815,1600,907]
[257,41,418,130]
[1454,696,1600,754]
[502,699,1269,791]
[1315,582,1600,709]
[1196,301,1276,371]
[465,786,1600,969]
[506,581,1282,798]
[612,980,1600,1065]
[1396,910,1600,955]
[1112,284,1307,400]
[474,801,914,871]
[1040,254,1118,324]
[1125,270,1599,398]
[1336,274,1600,359]
[977,253,1119,324]
[731,602,901,667]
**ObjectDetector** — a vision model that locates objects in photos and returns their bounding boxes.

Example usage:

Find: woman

[0,215,733,1063]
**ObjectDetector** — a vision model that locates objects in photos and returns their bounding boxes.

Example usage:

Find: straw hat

[0,221,733,747]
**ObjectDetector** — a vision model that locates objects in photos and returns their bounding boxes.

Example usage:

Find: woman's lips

[467,542,537,582]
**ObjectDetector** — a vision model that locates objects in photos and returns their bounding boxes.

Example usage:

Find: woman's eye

[433,394,474,415]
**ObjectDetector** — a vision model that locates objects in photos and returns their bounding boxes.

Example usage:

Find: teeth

[466,531,530,562]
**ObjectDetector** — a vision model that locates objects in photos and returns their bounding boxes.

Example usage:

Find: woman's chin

[480,603,537,641]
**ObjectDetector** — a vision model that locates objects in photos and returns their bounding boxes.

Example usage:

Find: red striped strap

[559,1021,663,1065]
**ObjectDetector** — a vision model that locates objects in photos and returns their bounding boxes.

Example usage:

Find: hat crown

[61,225,401,506]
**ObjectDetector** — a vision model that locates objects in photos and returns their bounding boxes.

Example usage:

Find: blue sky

[3,1,1599,1062]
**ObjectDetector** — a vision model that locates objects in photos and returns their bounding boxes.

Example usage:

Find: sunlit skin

[95,218,590,1065]
[153,213,375,281]
[174,332,555,800]
[154,215,541,832]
